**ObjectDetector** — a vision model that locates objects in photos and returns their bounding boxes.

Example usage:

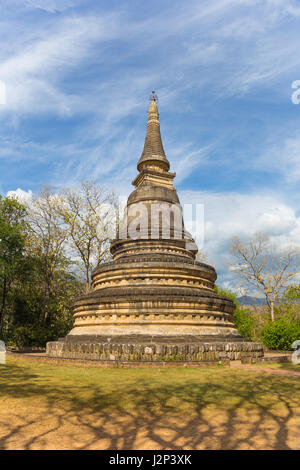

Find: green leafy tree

[26,188,69,323]
[0,196,27,329]
[8,264,83,347]
[280,284,300,320]
[0,181,115,347]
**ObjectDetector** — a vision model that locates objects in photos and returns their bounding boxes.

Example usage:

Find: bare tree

[229,233,300,321]
[26,187,68,322]
[59,181,117,293]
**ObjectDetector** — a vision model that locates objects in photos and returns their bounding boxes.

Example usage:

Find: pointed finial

[136,89,170,173]
[149,90,158,102]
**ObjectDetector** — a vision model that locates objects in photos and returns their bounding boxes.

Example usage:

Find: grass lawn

[1,356,300,450]
[252,362,300,372]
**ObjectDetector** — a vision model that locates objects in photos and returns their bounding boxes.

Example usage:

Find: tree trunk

[270,300,275,322]
[85,268,91,294]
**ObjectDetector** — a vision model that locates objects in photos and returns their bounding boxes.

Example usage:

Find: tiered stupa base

[47,279,264,362]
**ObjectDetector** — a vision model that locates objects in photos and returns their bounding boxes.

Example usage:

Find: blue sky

[1,0,300,290]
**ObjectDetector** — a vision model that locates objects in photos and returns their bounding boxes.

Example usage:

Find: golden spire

[137,91,170,172]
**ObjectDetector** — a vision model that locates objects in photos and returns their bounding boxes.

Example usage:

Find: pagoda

[47,94,263,362]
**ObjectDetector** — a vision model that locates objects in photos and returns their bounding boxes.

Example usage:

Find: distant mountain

[237,295,266,306]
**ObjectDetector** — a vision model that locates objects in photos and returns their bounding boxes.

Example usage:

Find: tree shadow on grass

[0,361,299,450]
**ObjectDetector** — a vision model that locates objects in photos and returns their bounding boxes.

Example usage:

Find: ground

[1,355,300,450]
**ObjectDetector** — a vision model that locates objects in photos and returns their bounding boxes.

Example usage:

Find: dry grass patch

[0,357,299,450]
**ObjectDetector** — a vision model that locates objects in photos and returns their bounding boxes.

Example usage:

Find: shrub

[261,318,300,350]
[3,317,73,348]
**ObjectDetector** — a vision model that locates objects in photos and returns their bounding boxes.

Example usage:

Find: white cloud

[167,145,211,184]
[180,189,300,288]
[258,137,300,183]
[256,207,296,235]
[0,0,300,298]
[1,0,300,122]
[6,188,33,202]
[266,0,300,18]
[0,13,120,116]
[24,0,81,13]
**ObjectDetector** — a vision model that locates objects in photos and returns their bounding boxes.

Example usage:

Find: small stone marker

[0,340,6,365]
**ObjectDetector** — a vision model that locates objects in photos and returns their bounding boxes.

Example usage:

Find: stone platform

[47,339,264,362]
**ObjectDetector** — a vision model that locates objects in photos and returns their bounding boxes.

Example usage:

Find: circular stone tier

[67,255,240,342]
